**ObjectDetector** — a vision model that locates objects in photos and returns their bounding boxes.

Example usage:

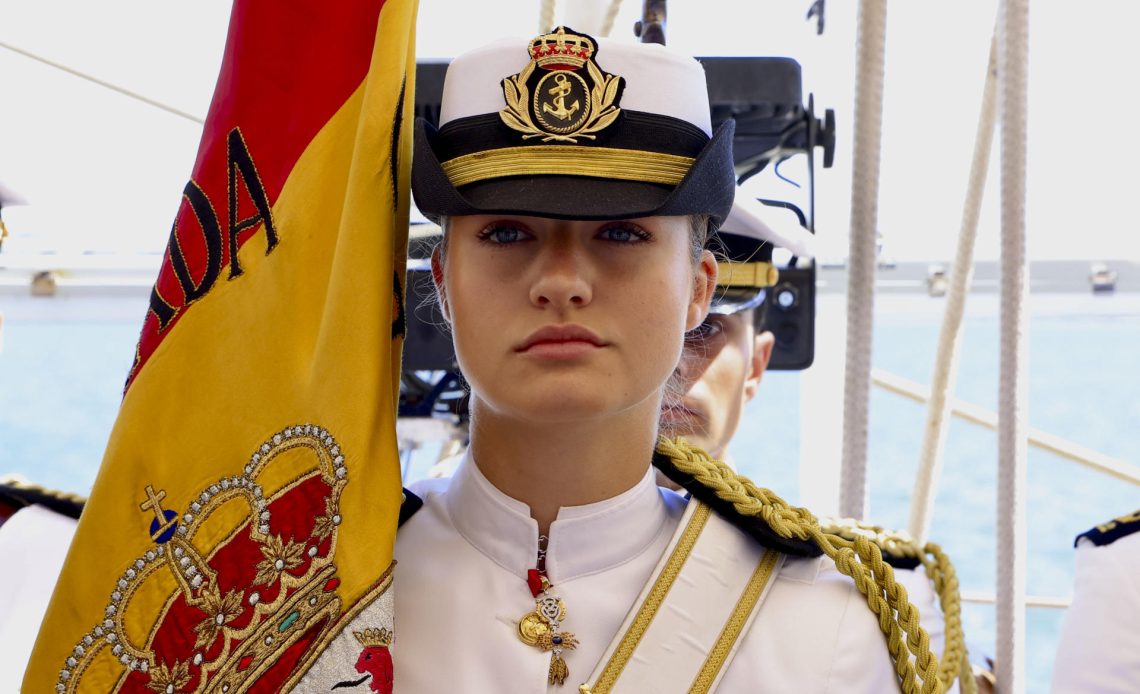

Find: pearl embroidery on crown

[56,423,347,692]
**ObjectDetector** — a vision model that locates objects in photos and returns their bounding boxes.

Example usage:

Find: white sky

[1,0,1138,260]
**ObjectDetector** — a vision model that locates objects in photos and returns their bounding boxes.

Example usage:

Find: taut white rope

[840,0,888,520]
[908,33,999,544]
[996,0,1030,691]
[600,0,624,37]
[0,40,204,124]
[539,0,557,33]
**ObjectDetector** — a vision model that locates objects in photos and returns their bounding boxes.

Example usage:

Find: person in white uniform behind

[659,210,966,694]
[0,480,81,691]
[1051,510,1140,693]
[354,27,965,693]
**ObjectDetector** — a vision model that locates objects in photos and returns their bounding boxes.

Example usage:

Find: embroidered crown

[529,26,595,69]
[354,627,394,648]
[56,423,354,694]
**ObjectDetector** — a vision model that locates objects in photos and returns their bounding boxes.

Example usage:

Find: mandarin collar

[445,452,671,584]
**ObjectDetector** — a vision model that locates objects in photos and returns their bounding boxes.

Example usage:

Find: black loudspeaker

[762,264,815,371]
[752,200,816,372]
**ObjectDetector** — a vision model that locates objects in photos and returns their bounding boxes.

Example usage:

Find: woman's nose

[529,242,593,309]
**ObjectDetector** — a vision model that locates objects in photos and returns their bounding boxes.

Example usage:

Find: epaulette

[818,517,923,571]
[652,450,822,558]
[0,478,86,520]
[1074,509,1140,547]
[399,488,423,527]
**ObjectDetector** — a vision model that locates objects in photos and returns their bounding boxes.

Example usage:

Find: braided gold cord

[656,437,969,694]
[824,531,935,693]
[924,542,975,694]
[820,517,974,693]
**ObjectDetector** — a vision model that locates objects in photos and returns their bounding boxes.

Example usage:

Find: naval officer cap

[412,27,736,226]
[710,188,816,315]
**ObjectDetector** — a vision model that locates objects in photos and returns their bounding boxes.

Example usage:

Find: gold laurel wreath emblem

[500,59,621,143]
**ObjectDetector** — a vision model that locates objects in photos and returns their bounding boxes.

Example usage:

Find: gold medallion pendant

[518,578,580,685]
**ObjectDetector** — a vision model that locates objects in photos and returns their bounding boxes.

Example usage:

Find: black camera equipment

[400,57,834,416]
[399,231,467,420]
[700,57,832,371]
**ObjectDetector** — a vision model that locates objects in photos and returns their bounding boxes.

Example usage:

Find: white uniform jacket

[1051,525,1140,693]
[0,504,78,691]
[387,455,950,693]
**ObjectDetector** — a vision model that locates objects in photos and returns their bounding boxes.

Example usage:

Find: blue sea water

[728,300,1140,691]
[1,296,1137,691]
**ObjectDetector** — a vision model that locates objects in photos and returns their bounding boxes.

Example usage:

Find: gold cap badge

[500,27,624,143]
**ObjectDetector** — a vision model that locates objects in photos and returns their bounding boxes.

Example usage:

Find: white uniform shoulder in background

[387,454,932,693]
[1051,510,1140,693]
[0,504,78,690]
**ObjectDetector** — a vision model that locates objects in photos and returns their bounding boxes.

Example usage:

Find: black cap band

[412,117,736,224]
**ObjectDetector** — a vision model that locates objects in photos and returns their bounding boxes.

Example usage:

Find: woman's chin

[476,388,646,426]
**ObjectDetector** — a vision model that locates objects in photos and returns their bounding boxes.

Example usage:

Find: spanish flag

[24,0,416,690]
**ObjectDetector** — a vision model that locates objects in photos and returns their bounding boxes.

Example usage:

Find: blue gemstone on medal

[553,636,563,645]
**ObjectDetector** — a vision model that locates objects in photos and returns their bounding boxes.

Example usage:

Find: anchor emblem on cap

[542,74,580,121]
[499,26,624,142]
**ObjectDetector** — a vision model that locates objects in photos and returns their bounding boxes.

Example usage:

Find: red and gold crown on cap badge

[500,26,624,143]
[528,26,594,68]
[54,423,373,694]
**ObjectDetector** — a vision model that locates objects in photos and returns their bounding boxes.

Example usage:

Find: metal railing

[872,368,1140,486]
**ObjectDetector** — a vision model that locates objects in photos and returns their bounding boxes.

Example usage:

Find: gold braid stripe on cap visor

[440,145,695,188]
[717,261,780,289]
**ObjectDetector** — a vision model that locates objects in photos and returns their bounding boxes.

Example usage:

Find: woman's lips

[515,324,607,359]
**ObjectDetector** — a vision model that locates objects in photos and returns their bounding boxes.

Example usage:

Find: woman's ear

[743,330,775,402]
[431,245,451,323]
[686,249,717,331]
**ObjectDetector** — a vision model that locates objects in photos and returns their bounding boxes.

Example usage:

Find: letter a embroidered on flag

[23,0,417,690]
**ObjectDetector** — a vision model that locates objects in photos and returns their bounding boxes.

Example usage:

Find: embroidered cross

[140,485,177,542]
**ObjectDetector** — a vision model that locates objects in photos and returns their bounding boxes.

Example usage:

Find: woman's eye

[688,319,722,341]
[598,224,650,243]
[478,224,530,244]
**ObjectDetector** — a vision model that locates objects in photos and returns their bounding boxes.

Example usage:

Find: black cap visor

[710,287,767,316]
[412,117,736,226]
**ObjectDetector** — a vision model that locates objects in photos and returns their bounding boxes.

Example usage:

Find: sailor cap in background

[709,188,816,316]
[412,27,736,226]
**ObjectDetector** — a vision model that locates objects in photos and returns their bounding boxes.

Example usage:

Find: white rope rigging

[599,0,625,37]
[543,0,625,38]
[0,40,204,125]
[996,0,1030,690]
[539,0,557,33]
[839,0,888,520]
[907,33,999,544]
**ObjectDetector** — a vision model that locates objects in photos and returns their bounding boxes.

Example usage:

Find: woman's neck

[468,398,660,536]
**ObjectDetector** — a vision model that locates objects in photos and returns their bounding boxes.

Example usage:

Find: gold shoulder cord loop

[655,437,974,694]
[817,517,975,694]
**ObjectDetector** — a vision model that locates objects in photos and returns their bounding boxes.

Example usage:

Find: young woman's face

[433,214,716,424]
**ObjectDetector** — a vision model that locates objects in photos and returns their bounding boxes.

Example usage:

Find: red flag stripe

[130,0,388,389]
